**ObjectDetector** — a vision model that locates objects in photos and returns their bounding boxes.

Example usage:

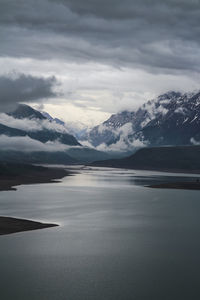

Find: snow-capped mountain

[83,91,200,150]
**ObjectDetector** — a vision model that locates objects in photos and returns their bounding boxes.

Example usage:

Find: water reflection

[61,166,200,189]
[0,167,200,300]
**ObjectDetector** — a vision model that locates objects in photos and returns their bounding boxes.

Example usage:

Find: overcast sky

[1,0,200,127]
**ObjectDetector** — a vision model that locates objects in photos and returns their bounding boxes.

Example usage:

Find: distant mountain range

[83,91,200,150]
[2,89,200,167]
[0,104,112,164]
[7,104,80,146]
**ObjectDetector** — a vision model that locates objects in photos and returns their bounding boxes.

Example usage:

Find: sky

[1,0,200,127]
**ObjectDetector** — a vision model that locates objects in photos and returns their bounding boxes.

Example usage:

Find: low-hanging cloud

[83,136,147,152]
[82,122,148,152]
[0,113,69,133]
[0,73,58,112]
[0,134,80,152]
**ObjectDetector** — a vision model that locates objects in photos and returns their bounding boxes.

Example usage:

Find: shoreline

[0,216,58,235]
[0,163,64,235]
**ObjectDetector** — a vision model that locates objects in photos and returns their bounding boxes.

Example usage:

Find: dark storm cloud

[0,74,58,111]
[1,0,200,72]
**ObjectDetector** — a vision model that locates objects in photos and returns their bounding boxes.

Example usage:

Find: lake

[0,167,200,300]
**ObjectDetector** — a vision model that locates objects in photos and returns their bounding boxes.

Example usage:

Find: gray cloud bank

[82,122,147,152]
[0,73,58,111]
[1,0,200,73]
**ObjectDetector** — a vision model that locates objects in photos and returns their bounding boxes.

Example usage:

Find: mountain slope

[131,91,200,146]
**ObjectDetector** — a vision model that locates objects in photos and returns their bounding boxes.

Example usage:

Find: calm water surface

[0,167,200,300]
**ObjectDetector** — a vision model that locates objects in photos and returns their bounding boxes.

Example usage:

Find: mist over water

[0,167,200,300]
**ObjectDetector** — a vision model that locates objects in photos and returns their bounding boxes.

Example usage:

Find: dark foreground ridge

[91,145,200,174]
[0,162,70,191]
[149,181,200,190]
[0,216,58,235]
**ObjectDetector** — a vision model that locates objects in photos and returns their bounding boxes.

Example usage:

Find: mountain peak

[9,104,46,120]
[158,91,182,101]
